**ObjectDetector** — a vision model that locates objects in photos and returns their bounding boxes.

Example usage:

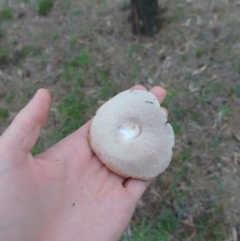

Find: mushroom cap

[89,89,175,180]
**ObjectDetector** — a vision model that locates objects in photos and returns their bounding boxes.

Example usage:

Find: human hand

[0,85,167,241]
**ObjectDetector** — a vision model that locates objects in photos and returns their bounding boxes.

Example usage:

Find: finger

[1,89,51,153]
[150,86,167,103]
[124,179,151,202]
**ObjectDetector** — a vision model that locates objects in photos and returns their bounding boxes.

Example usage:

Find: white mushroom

[89,89,175,180]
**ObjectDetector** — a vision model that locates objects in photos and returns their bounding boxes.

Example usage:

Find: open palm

[0,85,167,241]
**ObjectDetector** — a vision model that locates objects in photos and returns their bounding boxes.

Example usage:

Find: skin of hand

[0,85,167,241]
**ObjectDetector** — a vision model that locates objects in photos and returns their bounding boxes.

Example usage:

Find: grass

[180,149,191,162]
[211,139,221,151]
[195,48,205,58]
[180,54,188,62]
[60,50,90,86]
[4,91,15,103]
[20,81,39,105]
[83,26,94,36]
[37,0,55,16]
[67,50,89,68]
[61,67,85,85]
[98,70,117,98]
[0,28,3,39]
[20,45,42,58]
[51,31,60,41]
[218,104,229,116]
[51,89,94,143]
[197,32,204,41]
[49,48,117,145]
[0,107,8,119]
[121,164,228,241]
[171,109,185,134]
[128,44,137,59]
[161,88,178,109]
[0,48,11,65]
[219,42,240,71]
[72,9,81,16]
[169,8,185,22]
[123,210,179,241]
[201,82,224,99]
[0,5,12,22]
[69,35,78,46]
[190,112,203,123]
[128,63,141,81]
[118,0,130,10]
[234,84,240,98]
[161,88,185,135]
[230,56,240,71]
[221,43,231,53]
[60,0,71,11]
[32,49,93,153]
[194,207,227,241]
[32,137,45,155]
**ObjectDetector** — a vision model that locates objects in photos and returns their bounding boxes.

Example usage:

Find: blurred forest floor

[0,0,240,240]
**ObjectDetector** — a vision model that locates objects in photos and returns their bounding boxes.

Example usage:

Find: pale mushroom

[89,89,175,180]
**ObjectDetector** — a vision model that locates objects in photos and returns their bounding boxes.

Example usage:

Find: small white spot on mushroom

[118,123,140,140]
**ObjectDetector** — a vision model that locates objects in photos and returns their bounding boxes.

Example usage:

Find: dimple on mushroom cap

[89,89,175,180]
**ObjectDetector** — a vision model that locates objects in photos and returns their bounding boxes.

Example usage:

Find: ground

[0,0,240,240]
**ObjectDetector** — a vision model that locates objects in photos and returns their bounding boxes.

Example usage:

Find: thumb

[1,89,52,153]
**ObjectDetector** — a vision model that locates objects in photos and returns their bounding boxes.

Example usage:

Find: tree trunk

[131,0,159,37]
